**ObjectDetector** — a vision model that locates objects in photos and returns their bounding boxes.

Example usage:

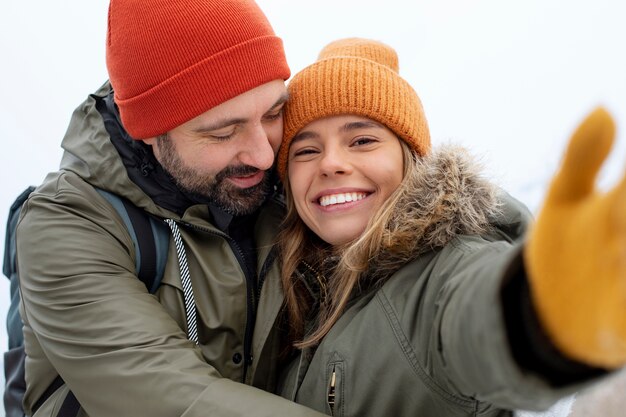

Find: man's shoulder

[18,170,124,234]
[27,170,106,205]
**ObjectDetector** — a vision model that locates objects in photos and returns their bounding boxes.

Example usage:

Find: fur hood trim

[366,144,502,277]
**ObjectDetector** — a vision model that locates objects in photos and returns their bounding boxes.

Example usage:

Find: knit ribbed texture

[106,0,290,139]
[278,38,430,179]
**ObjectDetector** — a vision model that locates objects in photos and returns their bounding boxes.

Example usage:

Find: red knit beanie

[106,0,291,139]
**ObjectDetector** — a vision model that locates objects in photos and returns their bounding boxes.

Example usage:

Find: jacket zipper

[301,261,328,302]
[178,221,259,382]
[255,191,285,305]
[256,246,277,304]
[328,364,337,416]
[244,246,280,383]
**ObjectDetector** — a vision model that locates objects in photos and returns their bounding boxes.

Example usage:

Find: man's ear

[141,137,161,161]
[142,137,158,146]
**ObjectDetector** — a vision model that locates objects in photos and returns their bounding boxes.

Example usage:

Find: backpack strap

[32,375,79,417]
[3,186,36,349]
[95,188,169,293]
[32,375,64,414]
[3,187,36,276]
[121,197,157,288]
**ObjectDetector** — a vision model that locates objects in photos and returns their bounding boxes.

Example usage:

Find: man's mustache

[216,165,260,179]
[217,165,263,180]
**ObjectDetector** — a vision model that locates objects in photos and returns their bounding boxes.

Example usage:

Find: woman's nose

[318,147,351,177]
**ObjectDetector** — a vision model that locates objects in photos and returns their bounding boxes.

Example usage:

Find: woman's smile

[288,115,404,246]
[314,188,372,210]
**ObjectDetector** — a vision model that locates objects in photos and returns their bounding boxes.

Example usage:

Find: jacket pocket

[326,361,345,417]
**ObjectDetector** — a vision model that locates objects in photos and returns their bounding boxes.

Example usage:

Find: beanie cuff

[116,36,290,139]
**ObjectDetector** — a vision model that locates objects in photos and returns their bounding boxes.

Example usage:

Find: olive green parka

[279,146,595,416]
[16,83,325,417]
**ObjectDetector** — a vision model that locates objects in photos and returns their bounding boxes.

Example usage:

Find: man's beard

[156,135,273,216]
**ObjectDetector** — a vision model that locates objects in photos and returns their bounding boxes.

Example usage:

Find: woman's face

[287,114,404,245]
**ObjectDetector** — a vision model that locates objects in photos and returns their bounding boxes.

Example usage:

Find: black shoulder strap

[120,198,157,291]
[94,188,169,293]
[3,186,35,280]
[4,186,36,352]
[32,375,80,417]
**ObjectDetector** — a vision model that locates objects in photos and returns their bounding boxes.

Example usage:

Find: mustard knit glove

[525,107,626,369]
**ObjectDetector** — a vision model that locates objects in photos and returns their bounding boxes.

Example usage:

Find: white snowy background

[2,1,626,416]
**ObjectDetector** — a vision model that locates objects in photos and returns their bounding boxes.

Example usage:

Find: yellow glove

[525,107,626,369]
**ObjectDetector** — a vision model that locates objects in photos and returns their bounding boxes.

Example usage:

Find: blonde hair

[278,140,415,348]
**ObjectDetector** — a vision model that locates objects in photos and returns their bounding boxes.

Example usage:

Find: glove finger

[550,107,616,202]
[612,170,626,233]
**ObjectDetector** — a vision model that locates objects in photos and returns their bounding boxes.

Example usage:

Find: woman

[275,38,624,416]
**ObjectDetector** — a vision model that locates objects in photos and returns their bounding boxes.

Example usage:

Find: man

[15,1,325,416]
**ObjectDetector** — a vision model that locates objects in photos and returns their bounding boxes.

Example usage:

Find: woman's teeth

[319,192,367,207]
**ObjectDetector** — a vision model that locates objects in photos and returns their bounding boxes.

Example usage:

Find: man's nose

[238,126,276,171]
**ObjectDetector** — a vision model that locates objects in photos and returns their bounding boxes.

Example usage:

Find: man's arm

[17,178,324,417]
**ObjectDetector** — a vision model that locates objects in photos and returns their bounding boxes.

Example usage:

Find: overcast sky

[1,1,625,415]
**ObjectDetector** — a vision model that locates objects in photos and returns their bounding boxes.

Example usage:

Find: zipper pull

[328,365,336,415]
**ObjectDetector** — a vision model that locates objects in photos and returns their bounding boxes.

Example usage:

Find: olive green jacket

[16,83,324,417]
[279,147,588,416]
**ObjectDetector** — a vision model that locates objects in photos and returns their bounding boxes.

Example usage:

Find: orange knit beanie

[106,0,290,139]
[278,38,430,179]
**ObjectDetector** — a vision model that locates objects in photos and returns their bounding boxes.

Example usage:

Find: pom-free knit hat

[106,0,291,139]
[278,38,430,179]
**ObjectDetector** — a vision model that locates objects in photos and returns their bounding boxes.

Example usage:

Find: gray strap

[165,219,199,344]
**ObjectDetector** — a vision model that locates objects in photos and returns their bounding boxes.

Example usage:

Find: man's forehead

[187,85,288,132]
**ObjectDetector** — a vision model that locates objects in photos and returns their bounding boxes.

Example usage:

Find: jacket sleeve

[500,250,605,387]
[412,238,605,411]
[16,180,325,417]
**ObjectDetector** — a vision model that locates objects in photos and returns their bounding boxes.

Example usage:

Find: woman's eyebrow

[292,130,319,143]
[340,120,385,132]
[292,119,384,144]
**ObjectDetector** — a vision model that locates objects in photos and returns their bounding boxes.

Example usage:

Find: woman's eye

[293,148,318,157]
[352,137,376,146]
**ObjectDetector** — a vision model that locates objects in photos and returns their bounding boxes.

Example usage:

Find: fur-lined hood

[365,144,524,279]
